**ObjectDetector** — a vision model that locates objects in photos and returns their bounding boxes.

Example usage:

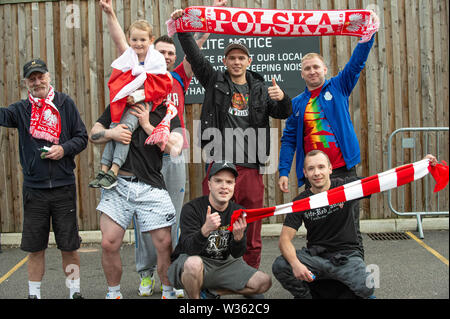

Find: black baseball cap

[23,59,48,78]
[224,41,250,57]
[208,161,238,179]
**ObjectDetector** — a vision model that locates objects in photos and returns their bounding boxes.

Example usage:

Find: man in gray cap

[168,161,272,299]
[0,58,88,299]
[171,9,292,270]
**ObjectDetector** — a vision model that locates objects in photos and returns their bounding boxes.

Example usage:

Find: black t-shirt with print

[284,177,365,257]
[171,196,247,261]
[96,104,181,190]
[224,83,258,168]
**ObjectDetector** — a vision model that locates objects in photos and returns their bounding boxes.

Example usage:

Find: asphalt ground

[0,230,448,300]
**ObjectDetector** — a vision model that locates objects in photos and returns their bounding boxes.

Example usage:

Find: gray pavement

[0,230,448,300]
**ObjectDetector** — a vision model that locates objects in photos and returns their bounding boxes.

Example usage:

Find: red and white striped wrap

[167,7,379,43]
[108,46,172,124]
[228,159,449,230]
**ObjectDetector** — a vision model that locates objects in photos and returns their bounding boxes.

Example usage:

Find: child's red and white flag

[167,7,379,43]
[108,45,172,123]
[229,159,449,230]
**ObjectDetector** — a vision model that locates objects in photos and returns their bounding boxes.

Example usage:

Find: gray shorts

[96,176,176,232]
[168,254,257,292]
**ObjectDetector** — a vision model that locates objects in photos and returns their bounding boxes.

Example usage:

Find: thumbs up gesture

[268,78,285,101]
[201,206,222,237]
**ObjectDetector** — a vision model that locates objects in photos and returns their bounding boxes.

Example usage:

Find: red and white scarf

[229,159,449,230]
[167,7,379,43]
[28,85,61,144]
[144,99,178,150]
[108,45,173,123]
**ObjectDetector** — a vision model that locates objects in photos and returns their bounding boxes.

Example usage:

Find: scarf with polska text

[28,85,61,144]
[167,7,379,43]
[228,159,449,230]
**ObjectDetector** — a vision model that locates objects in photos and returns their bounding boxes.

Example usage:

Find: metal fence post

[387,127,449,239]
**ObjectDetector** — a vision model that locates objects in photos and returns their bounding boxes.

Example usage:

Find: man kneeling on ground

[168,161,272,299]
[273,151,439,299]
[272,150,374,299]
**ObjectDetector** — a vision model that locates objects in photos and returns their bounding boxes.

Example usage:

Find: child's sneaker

[161,290,176,299]
[138,275,155,297]
[98,170,118,189]
[105,291,123,299]
[88,171,106,188]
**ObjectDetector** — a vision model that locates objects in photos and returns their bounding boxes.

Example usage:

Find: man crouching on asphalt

[168,161,272,299]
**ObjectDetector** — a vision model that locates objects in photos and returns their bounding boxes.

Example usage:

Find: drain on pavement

[367,232,411,241]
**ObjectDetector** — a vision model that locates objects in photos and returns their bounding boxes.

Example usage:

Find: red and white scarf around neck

[167,7,379,43]
[228,159,449,230]
[28,85,61,144]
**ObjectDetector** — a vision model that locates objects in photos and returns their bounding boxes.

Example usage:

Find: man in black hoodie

[168,161,271,299]
[170,9,292,270]
[0,59,88,299]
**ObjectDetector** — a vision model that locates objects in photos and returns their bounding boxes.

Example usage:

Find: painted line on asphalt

[0,255,29,285]
[406,231,449,267]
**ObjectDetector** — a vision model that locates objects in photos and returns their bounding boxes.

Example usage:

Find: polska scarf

[229,159,449,230]
[167,7,379,43]
[28,85,61,144]
[108,45,173,123]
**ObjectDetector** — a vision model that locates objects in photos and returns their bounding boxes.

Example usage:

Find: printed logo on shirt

[228,92,249,117]
[205,226,231,260]
[304,203,342,221]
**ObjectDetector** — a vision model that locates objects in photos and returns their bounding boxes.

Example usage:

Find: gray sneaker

[98,170,118,189]
[88,171,106,188]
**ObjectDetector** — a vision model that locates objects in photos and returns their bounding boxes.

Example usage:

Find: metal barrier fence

[387,127,449,238]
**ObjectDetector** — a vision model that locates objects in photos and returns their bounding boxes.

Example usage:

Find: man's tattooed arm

[91,131,105,141]
[89,122,110,144]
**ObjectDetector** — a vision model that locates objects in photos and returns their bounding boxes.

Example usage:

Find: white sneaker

[105,291,123,299]
[138,275,155,297]
[161,290,176,299]
[174,288,185,299]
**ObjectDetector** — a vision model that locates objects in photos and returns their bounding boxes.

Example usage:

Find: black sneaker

[28,295,39,299]
[71,292,84,299]
[200,289,220,299]
[244,293,265,299]
[98,170,118,190]
[88,171,106,188]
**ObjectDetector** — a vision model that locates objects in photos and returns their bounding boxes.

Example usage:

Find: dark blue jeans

[272,248,375,299]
